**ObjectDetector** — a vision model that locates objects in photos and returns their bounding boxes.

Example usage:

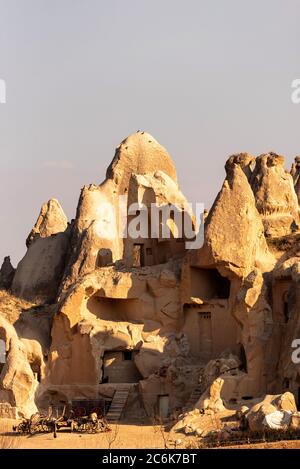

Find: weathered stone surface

[12,232,69,304]
[225,153,255,180]
[106,131,177,191]
[0,315,38,418]
[46,262,182,388]
[192,154,274,278]
[291,156,300,204]
[251,153,299,237]
[11,199,70,304]
[196,377,225,413]
[2,134,300,435]
[0,256,15,290]
[60,134,185,294]
[26,199,68,247]
[246,392,297,431]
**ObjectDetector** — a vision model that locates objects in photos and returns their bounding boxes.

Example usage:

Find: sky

[1,0,300,265]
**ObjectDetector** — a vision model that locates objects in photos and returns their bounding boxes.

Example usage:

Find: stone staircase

[184,384,204,411]
[106,384,132,422]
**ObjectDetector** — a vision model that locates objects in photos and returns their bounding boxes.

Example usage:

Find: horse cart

[13,406,110,437]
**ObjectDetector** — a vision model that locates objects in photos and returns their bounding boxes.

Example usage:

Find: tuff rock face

[10,198,68,305]
[59,132,185,294]
[246,392,297,432]
[0,257,15,290]
[251,153,299,237]
[11,200,70,304]
[106,131,177,190]
[291,156,300,205]
[1,133,300,433]
[26,199,68,247]
[196,154,273,277]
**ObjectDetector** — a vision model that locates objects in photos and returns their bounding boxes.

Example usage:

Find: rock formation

[246,392,298,431]
[12,200,70,304]
[251,153,299,237]
[291,156,300,204]
[1,132,300,432]
[0,257,15,290]
[194,152,273,276]
[26,199,68,247]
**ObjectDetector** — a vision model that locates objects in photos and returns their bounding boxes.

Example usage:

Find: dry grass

[151,417,171,449]
[0,289,34,323]
[104,424,120,449]
[267,233,300,253]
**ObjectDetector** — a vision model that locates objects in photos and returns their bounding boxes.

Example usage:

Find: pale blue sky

[1,0,300,264]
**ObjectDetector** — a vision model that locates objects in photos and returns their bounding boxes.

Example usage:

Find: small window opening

[133,244,145,267]
[229,398,237,404]
[123,351,133,361]
[283,378,290,390]
[284,300,290,323]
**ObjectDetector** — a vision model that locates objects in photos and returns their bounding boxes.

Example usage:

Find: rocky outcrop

[12,232,70,304]
[46,263,183,392]
[0,257,15,290]
[0,315,38,418]
[246,392,297,431]
[230,269,273,396]
[26,199,68,247]
[291,156,300,204]
[192,153,274,277]
[196,377,225,413]
[251,153,299,237]
[106,131,177,192]
[12,199,69,304]
[60,132,186,294]
[2,132,300,433]
[225,153,255,180]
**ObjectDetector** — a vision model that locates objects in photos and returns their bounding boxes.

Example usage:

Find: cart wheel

[17,423,24,434]
[84,422,92,434]
[78,423,84,433]
[71,421,78,432]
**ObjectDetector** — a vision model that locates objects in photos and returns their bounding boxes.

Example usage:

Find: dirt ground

[224,440,300,449]
[1,419,300,449]
[0,420,170,449]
